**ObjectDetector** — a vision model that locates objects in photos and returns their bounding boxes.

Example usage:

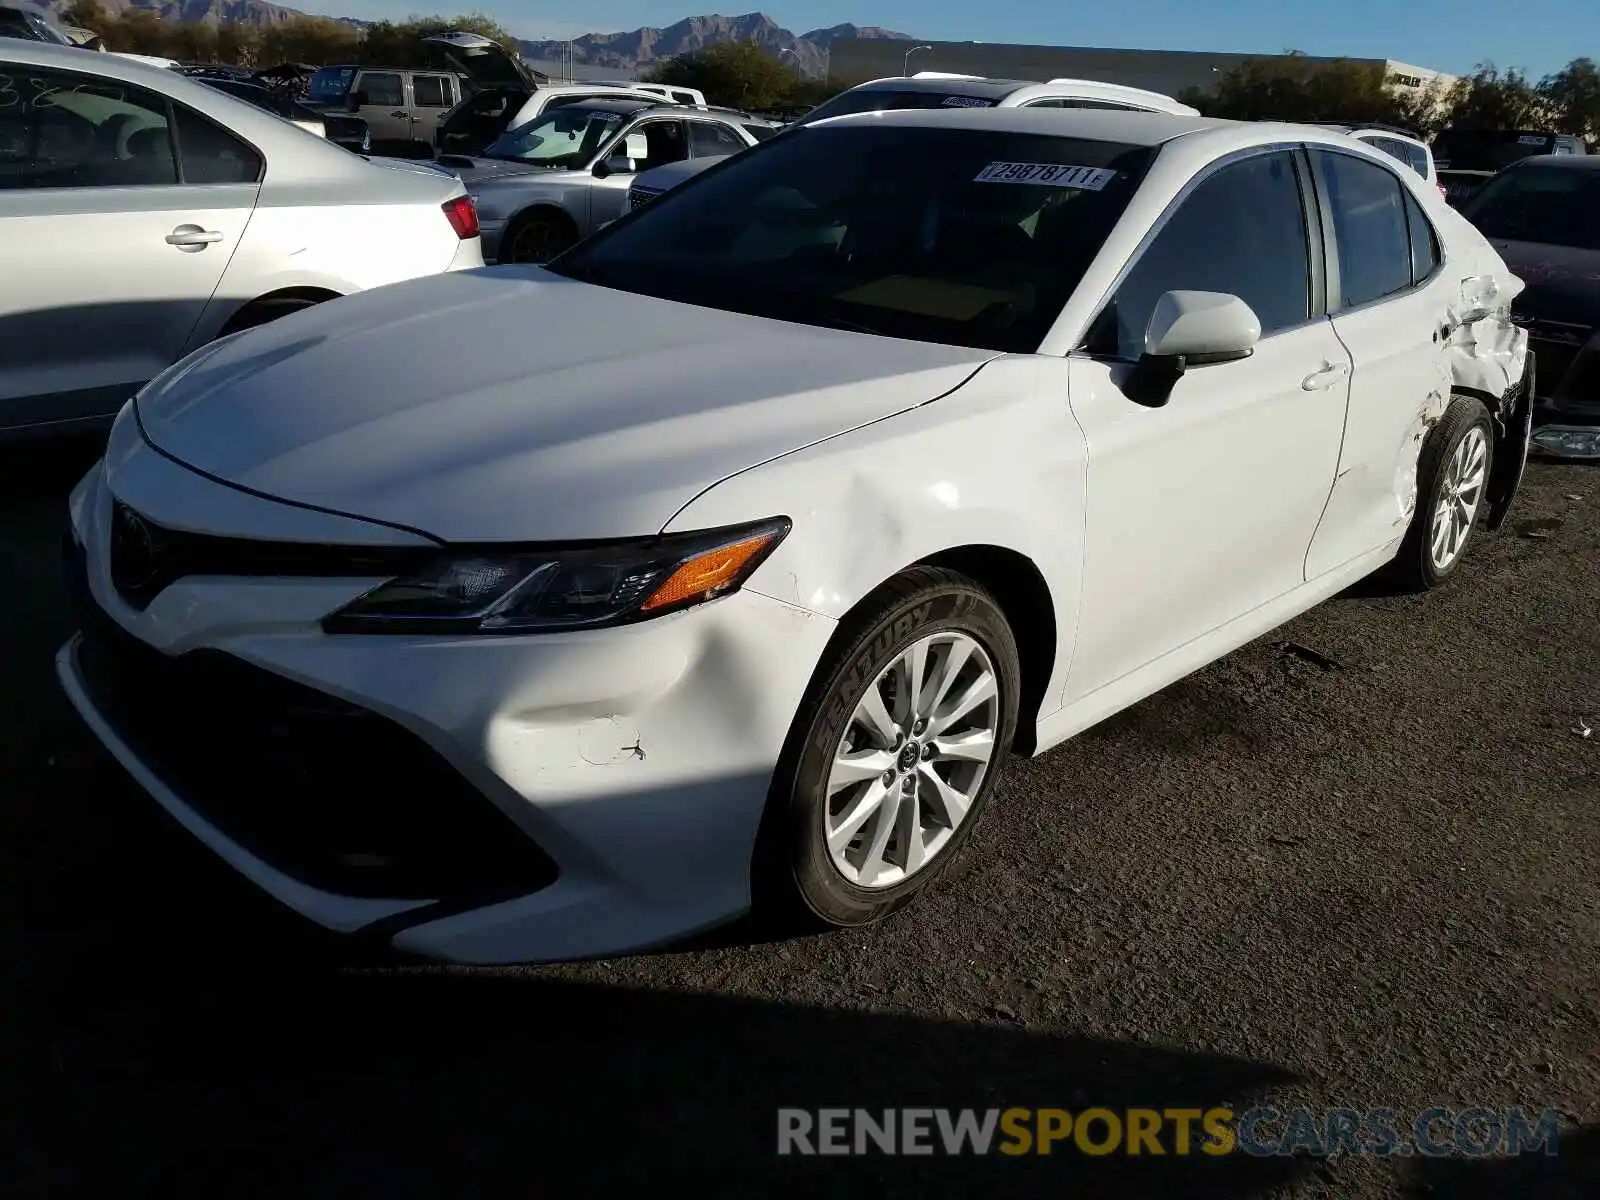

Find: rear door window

[1312,150,1413,308]
[0,68,179,189]
[688,120,747,157]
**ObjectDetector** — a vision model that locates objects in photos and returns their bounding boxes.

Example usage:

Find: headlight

[323,517,790,635]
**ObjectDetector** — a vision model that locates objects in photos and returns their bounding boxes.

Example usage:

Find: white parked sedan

[0,42,484,439]
[59,108,1533,965]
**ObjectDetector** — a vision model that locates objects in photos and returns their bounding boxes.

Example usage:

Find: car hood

[633,157,721,191]
[1493,239,1600,325]
[436,156,579,184]
[134,269,998,543]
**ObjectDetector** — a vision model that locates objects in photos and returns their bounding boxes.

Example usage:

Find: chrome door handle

[165,226,224,249]
[1301,361,1350,391]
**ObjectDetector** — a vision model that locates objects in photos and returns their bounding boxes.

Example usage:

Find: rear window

[551,124,1155,354]
[742,122,777,141]
[307,67,355,104]
[1460,164,1600,250]
[800,88,998,124]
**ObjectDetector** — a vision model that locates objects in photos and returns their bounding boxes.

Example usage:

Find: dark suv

[1433,128,1589,206]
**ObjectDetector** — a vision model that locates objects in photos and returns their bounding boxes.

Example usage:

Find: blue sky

[327,0,1596,79]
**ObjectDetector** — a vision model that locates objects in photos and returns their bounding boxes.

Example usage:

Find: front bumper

[59,451,836,965]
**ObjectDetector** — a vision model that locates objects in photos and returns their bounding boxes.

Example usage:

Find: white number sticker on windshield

[941,95,992,107]
[973,161,1117,189]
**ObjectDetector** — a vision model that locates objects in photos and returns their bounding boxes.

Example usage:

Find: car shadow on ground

[1404,1125,1600,1199]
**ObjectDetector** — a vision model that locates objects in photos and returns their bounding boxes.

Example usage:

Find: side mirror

[594,133,649,178]
[1124,290,1261,408]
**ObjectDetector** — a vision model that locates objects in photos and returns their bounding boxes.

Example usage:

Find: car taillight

[442,195,479,240]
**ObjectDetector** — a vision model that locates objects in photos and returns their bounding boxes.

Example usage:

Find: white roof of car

[807,107,1436,172]
[846,72,1199,116]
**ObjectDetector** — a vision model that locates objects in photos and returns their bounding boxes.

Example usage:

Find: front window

[307,67,355,105]
[799,88,997,125]
[1460,165,1600,250]
[549,125,1155,353]
[482,105,634,167]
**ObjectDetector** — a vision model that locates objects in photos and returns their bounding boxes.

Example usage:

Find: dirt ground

[1,437,1595,1197]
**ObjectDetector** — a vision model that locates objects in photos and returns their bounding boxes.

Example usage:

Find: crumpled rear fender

[1442,278,1533,531]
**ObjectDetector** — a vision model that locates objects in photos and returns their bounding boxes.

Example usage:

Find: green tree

[646,42,797,109]
[1182,51,1450,134]
[61,0,111,35]
[1538,57,1600,139]
[1442,64,1548,129]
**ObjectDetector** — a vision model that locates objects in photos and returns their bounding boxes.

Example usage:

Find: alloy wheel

[1430,425,1488,570]
[824,631,1000,889]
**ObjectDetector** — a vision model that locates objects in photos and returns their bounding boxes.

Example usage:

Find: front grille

[628,186,663,211]
[107,499,433,611]
[67,539,559,902]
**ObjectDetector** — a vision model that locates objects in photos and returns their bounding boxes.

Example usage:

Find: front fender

[661,355,1085,725]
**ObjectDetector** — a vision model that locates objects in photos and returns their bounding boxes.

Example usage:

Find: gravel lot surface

[2,437,1595,1198]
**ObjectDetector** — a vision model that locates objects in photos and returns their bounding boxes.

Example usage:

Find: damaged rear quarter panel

[662,355,1086,730]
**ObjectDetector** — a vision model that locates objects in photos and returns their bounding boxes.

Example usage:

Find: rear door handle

[1301,361,1350,391]
[391,109,411,119]
[165,226,224,249]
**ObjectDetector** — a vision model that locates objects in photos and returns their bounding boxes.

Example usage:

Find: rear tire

[1381,395,1495,592]
[756,567,1021,929]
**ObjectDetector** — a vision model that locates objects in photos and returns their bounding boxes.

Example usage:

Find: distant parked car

[794,71,1201,124]
[435,81,671,158]
[1311,124,1441,196]
[304,32,540,156]
[442,98,763,262]
[1457,154,1600,433]
[1433,128,1588,206]
[0,0,74,44]
[0,42,483,440]
[195,74,372,154]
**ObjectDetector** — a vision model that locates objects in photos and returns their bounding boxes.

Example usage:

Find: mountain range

[42,3,915,76]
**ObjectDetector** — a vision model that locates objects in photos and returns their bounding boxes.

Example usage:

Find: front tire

[502,208,578,264]
[758,567,1021,928]
[1384,395,1495,592]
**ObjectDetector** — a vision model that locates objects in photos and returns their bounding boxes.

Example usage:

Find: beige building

[827,38,1458,105]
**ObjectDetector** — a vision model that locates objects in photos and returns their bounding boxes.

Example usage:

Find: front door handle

[1301,361,1350,391]
[165,225,224,250]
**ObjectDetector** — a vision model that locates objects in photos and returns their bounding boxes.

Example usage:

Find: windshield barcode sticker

[941,95,992,107]
[974,162,1117,189]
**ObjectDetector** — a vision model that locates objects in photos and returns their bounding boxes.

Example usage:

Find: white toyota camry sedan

[59,109,1533,965]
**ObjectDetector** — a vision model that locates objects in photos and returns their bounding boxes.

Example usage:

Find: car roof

[555,96,656,114]
[540,82,654,94]
[847,75,1042,99]
[809,105,1231,146]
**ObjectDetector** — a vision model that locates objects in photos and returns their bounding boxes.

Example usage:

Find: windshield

[799,88,998,125]
[307,67,355,105]
[483,105,632,167]
[549,125,1155,354]
[1459,165,1600,250]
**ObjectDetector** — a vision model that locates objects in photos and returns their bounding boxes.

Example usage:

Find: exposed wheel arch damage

[805,547,1057,758]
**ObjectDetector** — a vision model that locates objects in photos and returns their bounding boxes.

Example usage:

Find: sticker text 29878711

[973,162,1118,190]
